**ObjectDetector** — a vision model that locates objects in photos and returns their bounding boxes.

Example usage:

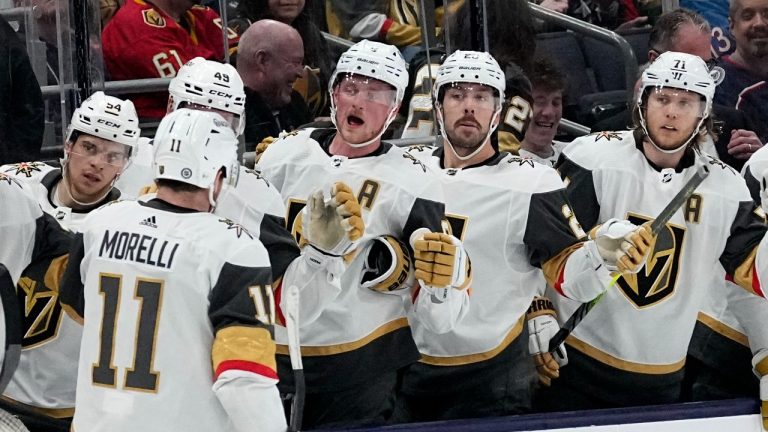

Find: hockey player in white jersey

[0,92,139,431]
[257,40,475,428]
[397,50,653,422]
[546,51,768,411]
[683,149,768,429]
[58,109,287,432]
[0,176,71,395]
[115,57,246,200]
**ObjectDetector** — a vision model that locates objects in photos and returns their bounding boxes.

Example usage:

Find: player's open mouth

[347,115,364,126]
[661,125,677,131]
[83,172,100,183]
[535,121,554,128]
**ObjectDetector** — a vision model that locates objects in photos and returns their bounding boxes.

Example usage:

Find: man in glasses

[0,91,139,431]
[594,8,766,171]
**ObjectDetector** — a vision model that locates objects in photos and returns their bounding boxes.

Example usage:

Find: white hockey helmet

[66,91,140,155]
[434,50,506,106]
[433,50,506,161]
[329,39,409,105]
[168,57,246,136]
[153,109,240,191]
[637,51,723,154]
[638,51,720,116]
[328,40,408,147]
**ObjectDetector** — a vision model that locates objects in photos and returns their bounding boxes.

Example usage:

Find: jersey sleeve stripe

[725,247,765,298]
[214,360,279,381]
[542,242,582,295]
[212,326,277,379]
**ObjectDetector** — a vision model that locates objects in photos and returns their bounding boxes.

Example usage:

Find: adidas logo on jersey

[140,216,158,228]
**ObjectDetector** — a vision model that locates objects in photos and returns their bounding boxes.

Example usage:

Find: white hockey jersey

[518,140,568,168]
[59,199,281,432]
[406,146,584,362]
[0,174,71,396]
[687,146,768,392]
[257,128,446,391]
[554,130,768,394]
[0,161,120,415]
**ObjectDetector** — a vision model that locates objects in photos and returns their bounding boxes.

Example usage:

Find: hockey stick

[284,284,304,432]
[548,163,710,353]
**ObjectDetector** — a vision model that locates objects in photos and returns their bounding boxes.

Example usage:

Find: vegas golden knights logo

[442,214,469,241]
[616,213,686,308]
[18,277,63,348]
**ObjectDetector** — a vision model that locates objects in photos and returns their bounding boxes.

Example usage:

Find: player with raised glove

[302,181,364,262]
[589,218,654,274]
[411,229,472,290]
[527,296,567,387]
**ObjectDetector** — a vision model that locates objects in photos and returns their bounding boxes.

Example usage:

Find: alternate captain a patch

[4,161,44,178]
[142,9,166,28]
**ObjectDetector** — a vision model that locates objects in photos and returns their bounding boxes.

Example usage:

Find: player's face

[730,0,768,58]
[525,87,563,147]
[268,0,305,23]
[332,75,398,145]
[644,87,705,150]
[65,135,129,199]
[441,83,498,155]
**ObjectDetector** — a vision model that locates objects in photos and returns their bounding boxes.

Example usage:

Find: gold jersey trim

[61,303,84,326]
[696,311,748,347]
[0,396,74,418]
[542,242,582,288]
[276,318,409,356]
[566,336,686,374]
[212,326,277,372]
[418,316,525,366]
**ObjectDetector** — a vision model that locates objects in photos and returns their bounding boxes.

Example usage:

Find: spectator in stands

[0,15,44,164]
[566,0,651,32]
[714,0,768,131]
[325,0,460,56]
[593,8,766,171]
[449,0,536,72]
[102,0,237,120]
[234,0,332,117]
[237,19,310,152]
[680,0,735,58]
[520,57,568,166]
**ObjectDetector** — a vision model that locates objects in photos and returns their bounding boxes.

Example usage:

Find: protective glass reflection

[645,87,706,118]
[179,102,241,134]
[441,83,500,113]
[69,140,131,168]
[334,75,398,108]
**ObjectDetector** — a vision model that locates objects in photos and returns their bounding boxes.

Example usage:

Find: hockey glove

[254,136,277,164]
[361,236,415,293]
[527,296,567,387]
[302,182,364,257]
[753,350,768,430]
[411,230,471,290]
[590,219,653,274]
